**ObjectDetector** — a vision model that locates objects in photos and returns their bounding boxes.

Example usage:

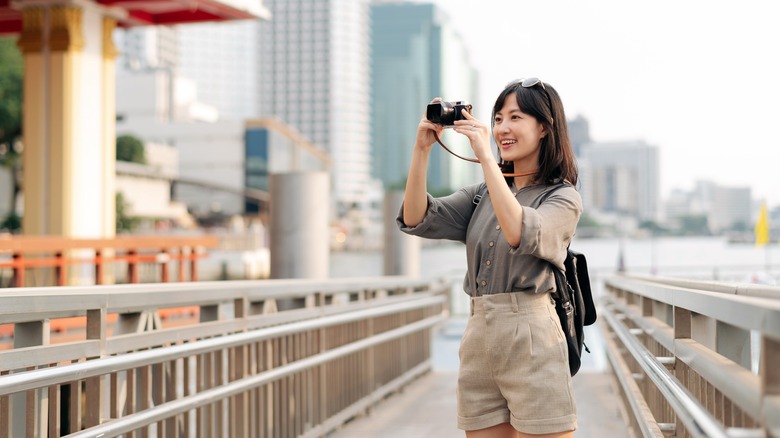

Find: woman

[396,78,582,438]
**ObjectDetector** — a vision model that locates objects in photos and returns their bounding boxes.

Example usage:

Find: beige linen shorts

[457,291,577,434]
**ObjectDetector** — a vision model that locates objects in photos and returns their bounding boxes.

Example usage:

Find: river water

[331,235,777,282]
[331,235,774,373]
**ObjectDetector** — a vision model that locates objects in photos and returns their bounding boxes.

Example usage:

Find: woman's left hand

[453,110,492,162]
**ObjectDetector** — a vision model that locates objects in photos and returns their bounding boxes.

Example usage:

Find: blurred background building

[371,2,480,194]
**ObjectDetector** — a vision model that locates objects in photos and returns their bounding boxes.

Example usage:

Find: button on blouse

[396,182,582,297]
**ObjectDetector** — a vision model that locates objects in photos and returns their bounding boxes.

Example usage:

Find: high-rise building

[371,2,479,193]
[258,0,373,214]
[116,26,179,71]
[567,115,591,158]
[177,21,261,121]
[580,140,660,221]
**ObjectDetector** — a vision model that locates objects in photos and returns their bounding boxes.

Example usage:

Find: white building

[115,142,190,227]
[580,140,660,222]
[665,180,752,233]
[176,20,261,121]
[258,0,373,215]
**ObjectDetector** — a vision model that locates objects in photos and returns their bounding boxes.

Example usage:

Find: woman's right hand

[414,98,445,152]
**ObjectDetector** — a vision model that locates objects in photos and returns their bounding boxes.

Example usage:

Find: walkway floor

[329,318,630,438]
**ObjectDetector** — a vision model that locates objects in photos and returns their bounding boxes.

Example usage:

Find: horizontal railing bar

[0,295,445,395]
[621,274,780,300]
[600,322,665,438]
[605,296,763,416]
[607,276,780,339]
[604,310,730,438]
[0,235,219,253]
[104,291,441,355]
[0,276,437,319]
[0,340,101,371]
[67,314,443,438]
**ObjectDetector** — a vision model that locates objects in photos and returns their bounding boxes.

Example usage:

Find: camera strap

[433,132,539,178]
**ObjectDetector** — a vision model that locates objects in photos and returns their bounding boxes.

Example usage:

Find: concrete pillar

[383,191,420,276]
[17,2,118,238]
[269,172,329,279]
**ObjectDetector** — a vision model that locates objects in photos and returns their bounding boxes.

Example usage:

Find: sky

[426,0,780,206]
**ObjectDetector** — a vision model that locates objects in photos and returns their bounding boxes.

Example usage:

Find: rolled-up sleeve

[396,185,481,243]
[510,187,582,268]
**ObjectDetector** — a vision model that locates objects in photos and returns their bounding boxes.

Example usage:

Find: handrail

[0,295,445,395]
[601,274,780,437]
[0,275,450,437]
[603,310,729,438]
[70,316,442,437]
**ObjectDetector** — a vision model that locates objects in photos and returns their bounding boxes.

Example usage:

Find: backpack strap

[472,182,487,207]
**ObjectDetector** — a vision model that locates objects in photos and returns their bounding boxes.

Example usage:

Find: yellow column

[19,5,84,236]
[18,3,117,240]
[48,5,83,237]
[17,7,47,235]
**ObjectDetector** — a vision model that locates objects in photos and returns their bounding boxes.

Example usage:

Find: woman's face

[492,94,546,168]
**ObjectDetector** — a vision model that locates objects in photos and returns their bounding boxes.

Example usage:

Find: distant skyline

[426,0,780,206]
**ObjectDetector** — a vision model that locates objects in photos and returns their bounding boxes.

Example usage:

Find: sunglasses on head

[508,77,553,116]
[510,77,546,90]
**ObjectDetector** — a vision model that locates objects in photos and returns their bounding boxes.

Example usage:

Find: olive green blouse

[396,182,582,297]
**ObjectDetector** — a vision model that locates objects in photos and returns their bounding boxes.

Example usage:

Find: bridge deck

[329,318,630,438]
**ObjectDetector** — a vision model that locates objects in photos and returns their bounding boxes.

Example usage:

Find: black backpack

[473,183,597,376]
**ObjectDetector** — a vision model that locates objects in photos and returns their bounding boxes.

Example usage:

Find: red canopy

[0,0,269,34]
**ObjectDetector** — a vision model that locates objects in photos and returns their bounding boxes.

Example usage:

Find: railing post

[160,249,170,283]
[11,321,50,437]
[127,249,139,283]
[760,336,779,435]
[11,252,24,287]
[55,251,67,286]
[85,308,107,428]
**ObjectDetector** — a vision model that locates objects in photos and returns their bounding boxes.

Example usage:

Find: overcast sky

[426,0,780,206]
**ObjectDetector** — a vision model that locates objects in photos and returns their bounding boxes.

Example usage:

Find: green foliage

[116,135,146,164]
[116,192,139,233]
[0,212,21,233]
[676,214,710,236]
[0,37,23,149]
[639,220,669,235]
[578,213,600,228]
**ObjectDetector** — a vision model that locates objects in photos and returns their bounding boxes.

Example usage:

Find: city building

[115,142,191,229]
[115,25,179,71]
[117,69,329,219]
[567,115,591,158]
[257,0,374,215]
[370,2,480,193]
[580,140,660,222]
[665,180,752,233]
[177,21,261,121]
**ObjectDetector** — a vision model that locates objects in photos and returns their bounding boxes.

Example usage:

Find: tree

[116,192,139,232]
[0,37,23,221]
[116,135,146,164]
[677,214,710,236]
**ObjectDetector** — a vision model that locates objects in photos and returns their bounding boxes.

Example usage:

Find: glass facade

[371,3,480,194]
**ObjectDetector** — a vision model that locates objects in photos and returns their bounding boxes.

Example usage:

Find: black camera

[426,100,473,126]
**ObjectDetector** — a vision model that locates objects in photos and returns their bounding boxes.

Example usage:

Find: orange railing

[0,235,219,343]
[0,235,219,287]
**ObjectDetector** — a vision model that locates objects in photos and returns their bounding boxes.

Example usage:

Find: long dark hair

[491,80,578,186]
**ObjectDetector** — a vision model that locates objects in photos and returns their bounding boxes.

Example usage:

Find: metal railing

[600,274,780,438]
[0,276,449,437]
